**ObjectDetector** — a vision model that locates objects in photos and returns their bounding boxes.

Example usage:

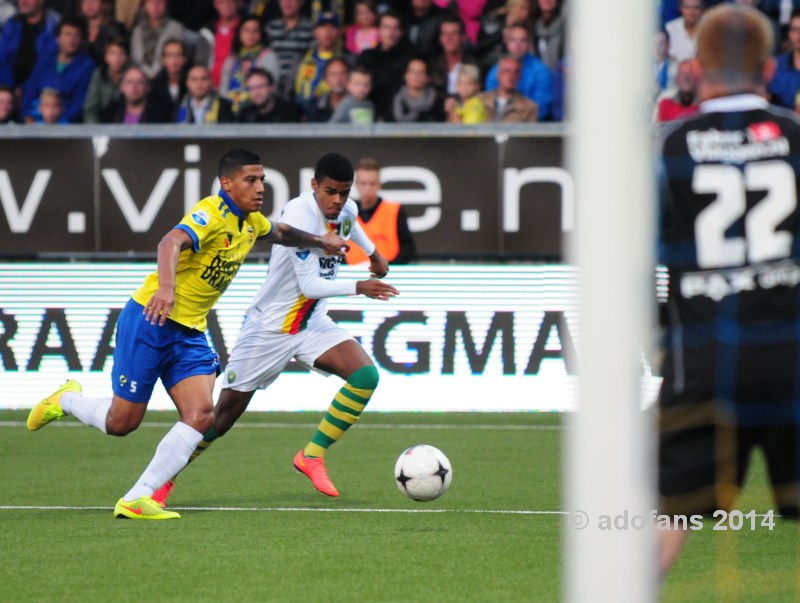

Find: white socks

[123,421,203,501]
[60,392,111,434]
[61,394,206,502]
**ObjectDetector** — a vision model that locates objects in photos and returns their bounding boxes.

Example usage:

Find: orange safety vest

[346,200,401,264]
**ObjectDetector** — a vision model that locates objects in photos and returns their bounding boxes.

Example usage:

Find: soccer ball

[394,445,452,502]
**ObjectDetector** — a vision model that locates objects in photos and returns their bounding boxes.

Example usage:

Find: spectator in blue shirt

[551,56,567,122]
[660,0,680,29]
[484,22,553,120]
[0,0,60,94]
[768,10,800,110]
[22,17,97,123]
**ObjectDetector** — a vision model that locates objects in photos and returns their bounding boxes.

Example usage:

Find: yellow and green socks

[303,365,379,458]
[165,426,219,487]
[187,426,219,465]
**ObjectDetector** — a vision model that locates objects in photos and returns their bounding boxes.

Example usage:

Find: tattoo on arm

[275,224,321,248]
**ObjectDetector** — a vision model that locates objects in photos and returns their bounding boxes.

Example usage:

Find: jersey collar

[700,94,769,113]
[218,189,246,220]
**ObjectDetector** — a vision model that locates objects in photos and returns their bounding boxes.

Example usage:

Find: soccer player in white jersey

[151,152,399,503]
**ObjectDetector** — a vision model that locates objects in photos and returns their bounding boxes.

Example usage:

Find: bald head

[695,4,773,90]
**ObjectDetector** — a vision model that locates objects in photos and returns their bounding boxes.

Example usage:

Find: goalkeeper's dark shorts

[658,390,800,519]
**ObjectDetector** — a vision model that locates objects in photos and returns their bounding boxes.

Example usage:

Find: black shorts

[658,392,800,518]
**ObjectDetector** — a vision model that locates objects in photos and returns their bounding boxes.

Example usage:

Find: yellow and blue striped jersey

[132,191,272,331]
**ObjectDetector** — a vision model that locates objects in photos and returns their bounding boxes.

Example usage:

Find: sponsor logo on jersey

[687,127,789,162]
[319,256,342,270]
[342,219,352,237]
[319,255,342,279]
[747,121,781,143]
[247,226,254,244]
[296,250,310,260]
[191,210,210,227]
[201,250,244,293]
[681,260,800,301]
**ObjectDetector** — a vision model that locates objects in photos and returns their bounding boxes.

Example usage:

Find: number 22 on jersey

[692,160,797,268]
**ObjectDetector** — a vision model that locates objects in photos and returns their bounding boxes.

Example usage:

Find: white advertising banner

[0,263,663,412]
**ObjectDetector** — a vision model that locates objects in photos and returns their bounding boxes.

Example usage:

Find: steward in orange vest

[346,197,416,264]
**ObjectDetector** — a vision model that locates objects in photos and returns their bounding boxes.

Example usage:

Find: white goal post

[565,0,657,601]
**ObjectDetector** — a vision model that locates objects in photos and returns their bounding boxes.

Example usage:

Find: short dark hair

[349,65,372,80]
[406,55,429,73]
[378,9,402,28]
[324,57,349,77]
[315,153,354,183]
[106,36,130,54]
[161,37,186,56]
[439,13,465,35]
[219,148,262,178]
[246,67,274,86]
[57,16,86,39]
[120,64,148,85]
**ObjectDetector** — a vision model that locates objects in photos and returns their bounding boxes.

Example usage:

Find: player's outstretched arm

[144,228,193,326]
[368,251,389,278]
[268,222,349,256]
[356,279,399,301]
[293,261,398,301]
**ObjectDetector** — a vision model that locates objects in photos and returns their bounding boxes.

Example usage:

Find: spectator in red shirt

[201,0,243,89]
[655,59,699,122]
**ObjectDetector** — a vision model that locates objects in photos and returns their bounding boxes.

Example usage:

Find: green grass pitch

[1,409,798,602]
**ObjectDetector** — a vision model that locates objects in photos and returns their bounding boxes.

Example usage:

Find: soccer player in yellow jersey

[26,148,348,520]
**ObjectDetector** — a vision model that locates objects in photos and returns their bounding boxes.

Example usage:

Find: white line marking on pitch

[0,421,562,431]
[0,505,564,515]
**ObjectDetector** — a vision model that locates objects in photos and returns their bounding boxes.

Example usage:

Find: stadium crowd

[0,0,798,126]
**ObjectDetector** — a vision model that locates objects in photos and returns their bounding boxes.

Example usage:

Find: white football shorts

[222,316,355,391]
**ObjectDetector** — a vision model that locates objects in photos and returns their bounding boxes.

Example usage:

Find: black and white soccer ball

[394,445,452,502]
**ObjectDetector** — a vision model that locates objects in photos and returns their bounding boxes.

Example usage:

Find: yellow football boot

[113,497,181,520]
[27,380,82,431]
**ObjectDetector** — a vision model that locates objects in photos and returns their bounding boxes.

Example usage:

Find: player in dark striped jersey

[658,4,800,574]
